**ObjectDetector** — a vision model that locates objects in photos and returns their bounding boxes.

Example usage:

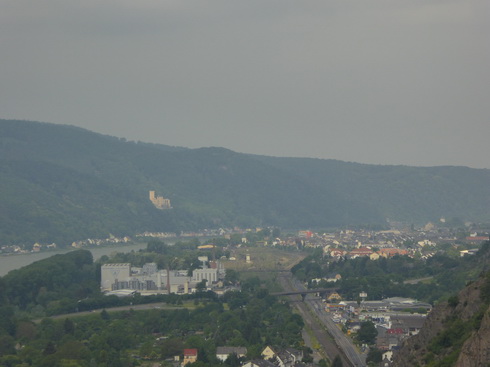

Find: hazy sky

[2,0,489,168]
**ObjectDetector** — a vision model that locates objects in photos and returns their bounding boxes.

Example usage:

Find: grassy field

[222,246,306,271]
[222,246,307,292]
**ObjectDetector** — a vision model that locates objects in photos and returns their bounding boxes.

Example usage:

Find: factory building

[101,261,225,294]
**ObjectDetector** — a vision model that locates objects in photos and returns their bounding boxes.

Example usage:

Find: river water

[0,242,157,277]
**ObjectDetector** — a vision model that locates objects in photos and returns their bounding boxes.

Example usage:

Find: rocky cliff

[456,309,490,367]
[393,270,490,366]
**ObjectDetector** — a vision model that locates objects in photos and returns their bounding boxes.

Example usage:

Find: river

[0,241,161,276]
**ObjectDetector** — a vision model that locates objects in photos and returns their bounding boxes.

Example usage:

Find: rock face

[456,310,490,367]
[393,273,490,367]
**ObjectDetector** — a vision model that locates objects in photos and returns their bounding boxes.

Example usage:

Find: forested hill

[1,119,489,246]
[253,155,490,225]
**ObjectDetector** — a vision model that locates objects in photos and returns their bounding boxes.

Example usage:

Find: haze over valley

[1,2,489,365]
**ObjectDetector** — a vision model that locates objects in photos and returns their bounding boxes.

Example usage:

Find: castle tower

[149,190,157,202]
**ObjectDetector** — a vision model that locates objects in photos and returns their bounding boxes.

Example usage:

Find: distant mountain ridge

[1,119,489,246]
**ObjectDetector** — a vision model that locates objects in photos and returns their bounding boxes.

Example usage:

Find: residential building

[261,346,302,367]
[182,349,198,366]
[349,247,373,258]
[216,346,247,362]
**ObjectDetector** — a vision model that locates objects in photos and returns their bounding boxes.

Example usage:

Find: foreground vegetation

[0,245,308,367]
[0,284,304,367]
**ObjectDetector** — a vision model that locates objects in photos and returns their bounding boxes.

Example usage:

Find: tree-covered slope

[1,119,489,246]
[0,159,184,245]
[1,249,97,310]
[252,155,490,223]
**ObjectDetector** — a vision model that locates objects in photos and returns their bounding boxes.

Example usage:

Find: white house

[216,346,247,362]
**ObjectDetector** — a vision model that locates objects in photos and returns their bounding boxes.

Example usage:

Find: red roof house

[183,349,198,366]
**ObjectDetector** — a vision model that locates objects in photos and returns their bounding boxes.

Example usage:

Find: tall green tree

[357,321,378,345]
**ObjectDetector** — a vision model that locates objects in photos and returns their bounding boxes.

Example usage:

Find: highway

[281,274,366,367]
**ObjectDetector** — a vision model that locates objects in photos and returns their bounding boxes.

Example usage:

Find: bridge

[271,288,339,301]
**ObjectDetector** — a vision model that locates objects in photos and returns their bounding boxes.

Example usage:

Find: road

[307,297,366,367]
[35,302,185,322]
[279,273,366,367]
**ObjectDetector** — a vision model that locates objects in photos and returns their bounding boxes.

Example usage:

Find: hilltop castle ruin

[149,190,172,209]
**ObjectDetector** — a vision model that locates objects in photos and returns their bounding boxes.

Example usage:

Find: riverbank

[0,241,155,276]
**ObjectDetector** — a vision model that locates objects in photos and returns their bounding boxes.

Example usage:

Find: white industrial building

[100,263,131,291]
[192,268,218,283]
[101,261,225,294]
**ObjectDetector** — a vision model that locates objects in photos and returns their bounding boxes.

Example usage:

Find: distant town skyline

[1,1,489,169]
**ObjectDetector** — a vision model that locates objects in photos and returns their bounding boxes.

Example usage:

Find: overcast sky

[1,0,489,168]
